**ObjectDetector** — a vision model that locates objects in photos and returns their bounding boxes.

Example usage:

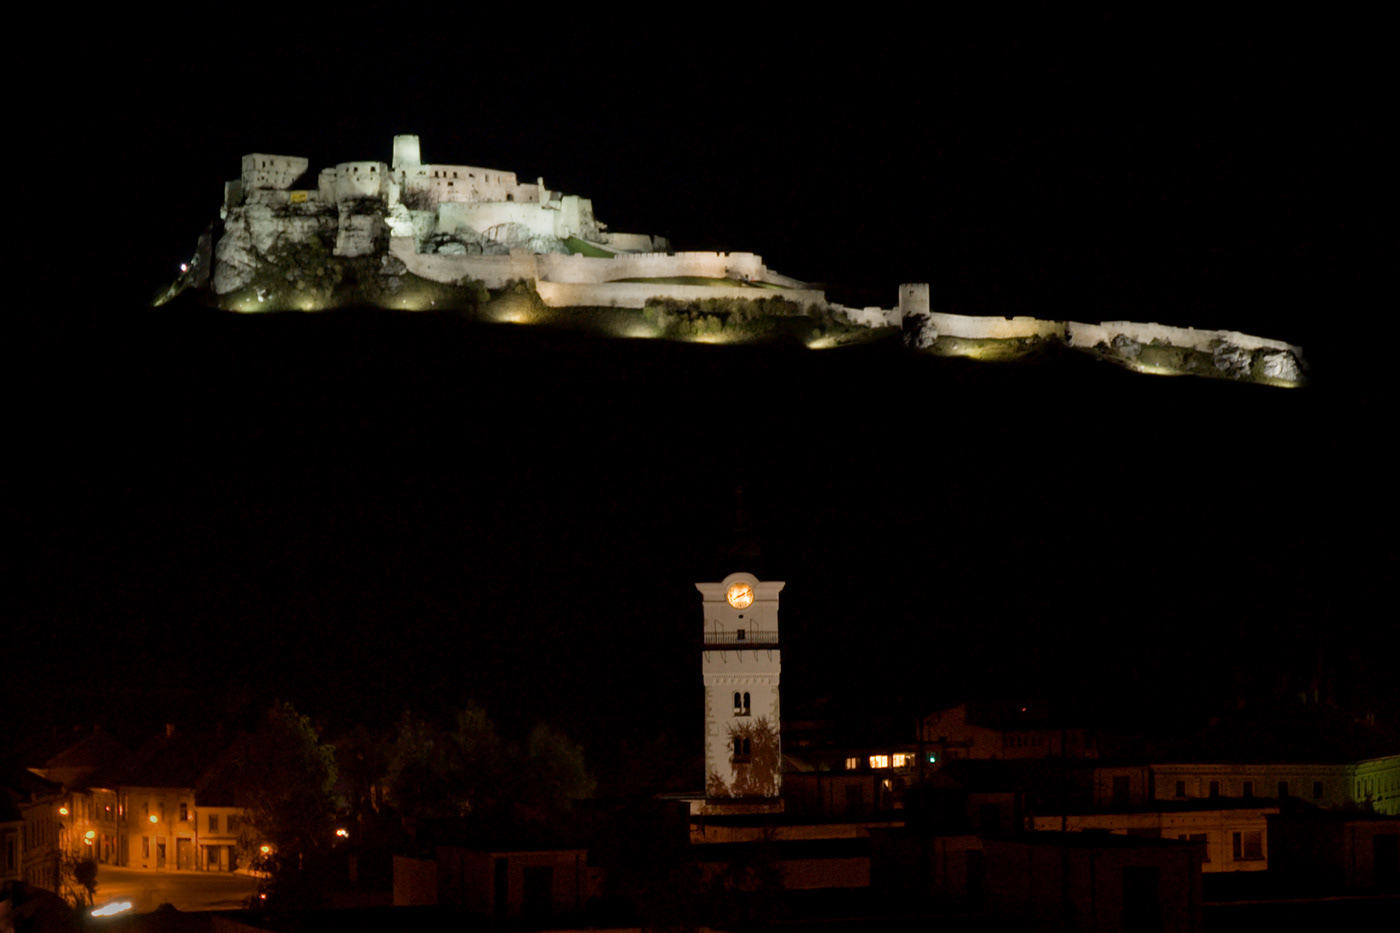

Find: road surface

[90,865,259,915]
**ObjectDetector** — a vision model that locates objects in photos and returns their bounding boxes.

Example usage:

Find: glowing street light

[59,806,69,816]
[85,831,96,845]
[149,814,158,823]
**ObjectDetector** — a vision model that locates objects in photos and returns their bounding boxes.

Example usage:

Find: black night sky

[11,10,1394,776]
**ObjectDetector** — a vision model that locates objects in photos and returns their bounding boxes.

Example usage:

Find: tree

[58,851,98,908]
[519,722,597,820]
[386,704,506,820]
[231,702,339,899]
[383,705,595,827]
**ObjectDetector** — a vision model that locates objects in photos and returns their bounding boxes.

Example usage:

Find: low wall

[1067,320,1301,355]
[388,240,816,303]
[601,231,669,252]
[839,305,902,328]
[537,251,771,284]
[912,312,1066,346]
[536,280,825,310]
[389,238,538,287]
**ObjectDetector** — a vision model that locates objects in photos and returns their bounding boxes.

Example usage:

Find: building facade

[699,572,783,802]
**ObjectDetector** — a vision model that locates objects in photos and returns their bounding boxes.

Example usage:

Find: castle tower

[392,134,422,169]
[898,282,930,318]
[698,572,783,801]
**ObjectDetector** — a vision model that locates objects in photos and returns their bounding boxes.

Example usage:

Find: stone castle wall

[536,281,826,310]
[334,162,390,202]
[241,154,308,192]
[1066,320,1299,354]
[389,239,539,288]
[537,251,772,284]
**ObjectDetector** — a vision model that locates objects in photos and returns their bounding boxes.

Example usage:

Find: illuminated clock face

[726,582,755,609]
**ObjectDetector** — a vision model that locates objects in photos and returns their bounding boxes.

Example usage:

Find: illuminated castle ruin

[213,134,818,308]
[187,136,1305,386]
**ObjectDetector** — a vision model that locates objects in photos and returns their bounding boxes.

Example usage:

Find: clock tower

[698,572,783,800]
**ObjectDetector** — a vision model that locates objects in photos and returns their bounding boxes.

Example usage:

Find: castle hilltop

[160,135,1306,387]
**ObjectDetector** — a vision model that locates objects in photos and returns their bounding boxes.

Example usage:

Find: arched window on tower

[733,736,751,761]
[733,692,751,716]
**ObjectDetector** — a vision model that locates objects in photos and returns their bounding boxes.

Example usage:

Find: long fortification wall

[910,312,1066,348]
[840,305,902,328]
[387,240,809,303]
[536,281,826,310]
[537,251,772,284]
[1066,320,1301,355]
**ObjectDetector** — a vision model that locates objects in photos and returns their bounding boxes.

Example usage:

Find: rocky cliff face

[214,202,338,295]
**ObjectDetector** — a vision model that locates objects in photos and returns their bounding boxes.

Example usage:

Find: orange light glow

[149,815,158,823]
[335,828,349,838]
[59,806,69,816]
[869,755,890,769]
[260,845,271,855]
[85,831,96,840]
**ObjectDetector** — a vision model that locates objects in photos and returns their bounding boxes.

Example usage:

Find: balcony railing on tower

[703,630,779,648]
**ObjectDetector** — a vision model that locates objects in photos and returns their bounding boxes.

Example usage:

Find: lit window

[892,753,911,768]
[869,755,890,769]
[845,757,860,771]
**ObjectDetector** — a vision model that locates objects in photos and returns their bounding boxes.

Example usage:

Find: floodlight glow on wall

[92,902,133,917]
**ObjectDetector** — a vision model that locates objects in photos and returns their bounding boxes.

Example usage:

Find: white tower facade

[698,572,783,800]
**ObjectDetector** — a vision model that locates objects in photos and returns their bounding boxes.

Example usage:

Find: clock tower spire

[697,572,783,802]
